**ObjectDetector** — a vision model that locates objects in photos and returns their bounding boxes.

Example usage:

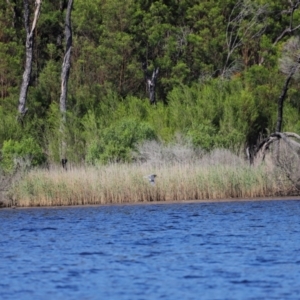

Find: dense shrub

[86,119,157,164]
[0,137,46,173]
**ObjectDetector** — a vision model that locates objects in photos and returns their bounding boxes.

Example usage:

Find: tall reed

[10,157,293,207]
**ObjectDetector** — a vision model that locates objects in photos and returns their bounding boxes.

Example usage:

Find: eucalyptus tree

[60,0,73,117]
[222,0,268,77]
[59,0,73,166]
[18,0,41,117]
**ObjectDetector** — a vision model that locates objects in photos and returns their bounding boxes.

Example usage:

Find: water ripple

[1,200,300,299]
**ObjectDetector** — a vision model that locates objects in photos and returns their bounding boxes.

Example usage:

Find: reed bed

[10,158,294,207]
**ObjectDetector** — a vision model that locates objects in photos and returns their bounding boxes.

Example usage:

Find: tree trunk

[276,52,300,132]
[253,133,300,189]
[60,0,73,116]
[59,0,73,165]
[142,63,159,105]
[276,74,293,132]
[18,0,41,116]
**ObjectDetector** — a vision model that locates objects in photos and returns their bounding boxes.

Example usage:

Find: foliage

[1,137,46,173]
[86,118,157,164]
[1,0,300,166]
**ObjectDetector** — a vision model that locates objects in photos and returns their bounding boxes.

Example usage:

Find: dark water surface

[1,200,300,300]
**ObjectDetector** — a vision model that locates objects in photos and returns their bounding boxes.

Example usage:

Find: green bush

[187,124,217,151]
[86,118,157,164]
[1,137,46,173]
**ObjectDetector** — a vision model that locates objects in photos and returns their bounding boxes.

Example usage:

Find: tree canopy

[1,0,300,167]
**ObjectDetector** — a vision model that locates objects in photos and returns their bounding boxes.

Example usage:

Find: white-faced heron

[144,174,157,185]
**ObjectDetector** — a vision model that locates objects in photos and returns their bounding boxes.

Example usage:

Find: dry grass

[9,147,295,207]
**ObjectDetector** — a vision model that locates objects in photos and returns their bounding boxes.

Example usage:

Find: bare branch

[284,132,300,140]
[275,132,300,150]
[254,131,300,190]
[273,0,300,46]
[222,0,267,77]
[254,132,300,164]
[142,64,159,105]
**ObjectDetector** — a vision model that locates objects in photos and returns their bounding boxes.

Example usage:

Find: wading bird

[144,174,157,186]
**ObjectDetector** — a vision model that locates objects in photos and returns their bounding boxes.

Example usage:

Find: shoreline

[6,159,300,209]
[2,195,300,210]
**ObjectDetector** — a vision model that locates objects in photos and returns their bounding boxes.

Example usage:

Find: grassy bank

[8,148,296,207]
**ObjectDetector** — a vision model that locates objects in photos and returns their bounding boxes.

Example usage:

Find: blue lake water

[1,200,300,300]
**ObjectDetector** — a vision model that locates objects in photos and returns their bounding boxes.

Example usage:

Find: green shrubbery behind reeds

[10,148,293,207]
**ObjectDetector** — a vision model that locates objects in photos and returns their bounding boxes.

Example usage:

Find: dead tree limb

[18,0,41,117]
[254,132,300,162]
[273,0,300,46]
[142,63,159,105]
[253,134,278,164]
[276,132,300,151]
[253,132,300,190]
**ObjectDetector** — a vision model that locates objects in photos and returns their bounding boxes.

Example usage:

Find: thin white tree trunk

[59,0,73,164]
[60,0,73,115]
[18,0,41,116]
